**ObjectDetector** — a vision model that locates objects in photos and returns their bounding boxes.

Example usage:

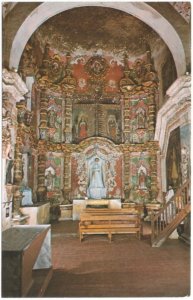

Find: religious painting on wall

[129,97,149,144]
[129,152,151,203]
[47,96,63,143]
[98,104,122,143]
[180,124,190,184]
[45,153,63,201]
[72,104,96,142]
[166,127,182,190]
[72,103,122,143]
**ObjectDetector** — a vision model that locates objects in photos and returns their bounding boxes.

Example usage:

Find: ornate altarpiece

[17,44,159,206]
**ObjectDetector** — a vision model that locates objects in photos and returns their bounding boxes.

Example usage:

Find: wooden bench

[79,208,142,242]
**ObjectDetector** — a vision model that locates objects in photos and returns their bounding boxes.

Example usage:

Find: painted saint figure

[87,157,107,199]
[137,108,146,129]
[107,115,117,141]
[138,165,147,190]
[138,169,146,189]
[45,170,55,191]
[78,117,87,139]
[48,110,56,128]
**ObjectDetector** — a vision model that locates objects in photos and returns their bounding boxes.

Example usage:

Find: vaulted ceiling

[34,6,162,57]
[3,1,191,103]
[3,2,190,68]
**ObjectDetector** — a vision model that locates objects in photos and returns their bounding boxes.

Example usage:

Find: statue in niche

[45,168,55,191]
[24,110,33,127]
[138,165,147,190]
[6,150,13,184]
[107,115,118,140]
[39,128,46,140]
[78,117,87,139]
[21,187,33,206]
[87,157,107,199]
[22,154,27,186]
[136,107,146,129]
[48,109,56,127]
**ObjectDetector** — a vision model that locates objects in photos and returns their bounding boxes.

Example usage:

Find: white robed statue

[87,157,106,199]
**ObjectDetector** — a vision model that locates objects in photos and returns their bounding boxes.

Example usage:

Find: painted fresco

[129,97,149,143]
[47,96,63,143]
[73,59,89,93]
[180,124,191,184]
[98,105,122,143]
[72,53,123,94]
[45,153,63,200]
[72,103,121,143]
[130,152,151,203]
[166,127,182,190]
[72,104,96,142]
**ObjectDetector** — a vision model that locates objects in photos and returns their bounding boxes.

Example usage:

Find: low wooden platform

[79,208,142,242]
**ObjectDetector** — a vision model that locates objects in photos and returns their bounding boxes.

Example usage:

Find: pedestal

[73,199,86,220]
[85,199,109,208]
[59,204,73,221]
[20,202,50,225]
[2,225,52,297]
[108,199,122,209]
[72,199,121,220]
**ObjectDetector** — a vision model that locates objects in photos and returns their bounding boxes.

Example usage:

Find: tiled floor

[43,220,190,297]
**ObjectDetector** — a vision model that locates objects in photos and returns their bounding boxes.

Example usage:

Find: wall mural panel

[72,104,96,142]
[180,124,190,184]
[45,153,63,201]
[98,104,122,143]
[129,96,149,143]
[72,103,121,143]
[130,152,151,203]
[47,96,63,143]
[166,127,182,190]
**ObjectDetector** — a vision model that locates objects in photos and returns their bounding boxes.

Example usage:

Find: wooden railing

[151,180,190,247]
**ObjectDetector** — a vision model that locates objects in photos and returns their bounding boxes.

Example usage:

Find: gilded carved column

[36,152,47,202]
[148,92,156,140]
[149,142,159,200]
[119,54,135,144]
[123,97,131,144]
[39,90,48,140]
[63,150,72,203]
[13,135,23,215]
[13,137,23,185]
[123,147,130,200]
[13,101,26,215]
[61,53,76,143]
[64,97,73,143]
